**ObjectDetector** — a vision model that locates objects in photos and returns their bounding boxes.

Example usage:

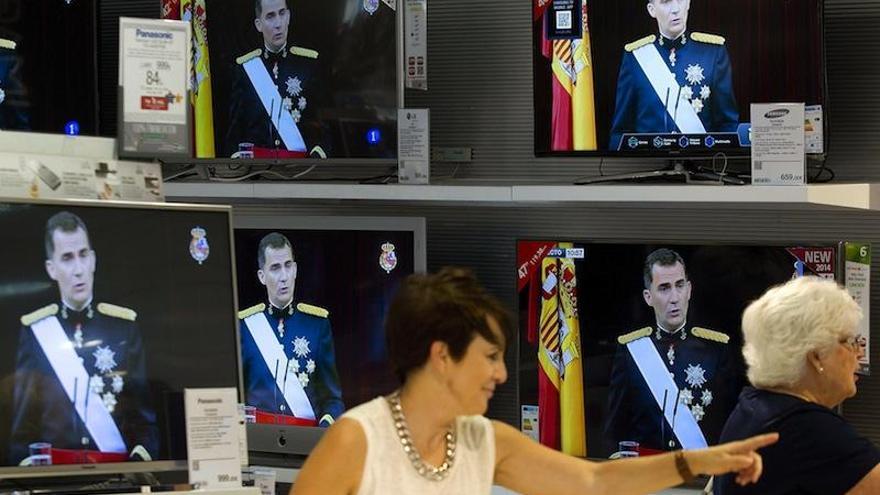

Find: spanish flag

[181,0,216,157]
[527,243,587,456]
[539,1,597,151]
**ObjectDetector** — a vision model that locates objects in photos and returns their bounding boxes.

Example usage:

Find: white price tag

[750,103,806,186]
[185,388,243,490]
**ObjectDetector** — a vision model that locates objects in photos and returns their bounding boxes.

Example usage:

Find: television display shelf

[163,181,880,211]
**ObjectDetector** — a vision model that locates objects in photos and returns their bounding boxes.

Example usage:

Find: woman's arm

[290,418,366,495]
[493,420,777,495]
[847,464,880,495]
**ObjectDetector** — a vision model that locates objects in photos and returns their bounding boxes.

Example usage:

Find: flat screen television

[0,0,99,136]
[517,241,840,458]
[533,0,826,156]
[233,215,425,458]
[0,198,241,479]
[191,0,400,160]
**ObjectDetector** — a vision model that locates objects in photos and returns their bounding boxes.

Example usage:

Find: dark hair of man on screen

[643,248,688,289]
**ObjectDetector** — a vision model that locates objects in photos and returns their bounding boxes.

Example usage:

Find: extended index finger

[734,433,779,452]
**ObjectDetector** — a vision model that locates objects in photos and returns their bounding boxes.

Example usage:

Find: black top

[714,387,880,494]
[605,326,742,453]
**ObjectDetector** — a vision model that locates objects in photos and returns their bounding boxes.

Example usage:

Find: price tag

[184,388,243,490]
[119,17,191,158]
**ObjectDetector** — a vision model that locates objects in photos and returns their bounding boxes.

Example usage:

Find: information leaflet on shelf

[843,242,871,375]
[404,0,427,90]
[119,17,191,158]
[0,154,163,201]
[398,109,430,184]
[185,388,243,490]
[750,103,805,186]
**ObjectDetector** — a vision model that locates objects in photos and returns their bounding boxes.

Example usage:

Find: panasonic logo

[764,109,790,119]
[136,28,173,40]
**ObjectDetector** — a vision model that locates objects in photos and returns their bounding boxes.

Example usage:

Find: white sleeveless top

[343,397,496,495]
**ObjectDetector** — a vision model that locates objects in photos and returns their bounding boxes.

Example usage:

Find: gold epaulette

[236,49,262,65]
[21,304,59,326]
[691,327,729,344]
[98,303,137,322]
[297,303,328,318]
[691,32,726,45]
[0,38,16,51]
[238,303,266,320]
[618,327,652,345]
[625,35,656,52]
[290,46,319,59]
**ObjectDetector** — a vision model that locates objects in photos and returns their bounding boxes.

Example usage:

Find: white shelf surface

[163,182,880,211]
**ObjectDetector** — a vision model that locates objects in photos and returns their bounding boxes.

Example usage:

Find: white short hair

[742,276,861,388]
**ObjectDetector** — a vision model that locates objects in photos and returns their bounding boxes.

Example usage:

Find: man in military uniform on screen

[9,212,158,465]
[225,0,330,158]
[609,0,739,150]
[238,233,343,427]
[605,248,739,454]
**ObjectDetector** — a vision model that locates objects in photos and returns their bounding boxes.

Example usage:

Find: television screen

[233,216,425,455]
[0,199,240,478]
[517,241,837,458]
[533,0,825,155]
[0,0,98,136]
[198,0,399,159]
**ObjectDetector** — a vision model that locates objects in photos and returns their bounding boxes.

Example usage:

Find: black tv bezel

[514,238,846,461]
[531,0,829,160]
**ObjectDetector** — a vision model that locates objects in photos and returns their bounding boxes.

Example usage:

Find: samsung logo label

[764,109,790,119]
[136,28,173,40]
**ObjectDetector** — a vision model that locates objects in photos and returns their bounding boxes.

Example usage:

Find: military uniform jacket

[239,302,344,425]
[9,302,158,464]
[609,32,740,150]
[224,45,330,157]
[604,325,741,453]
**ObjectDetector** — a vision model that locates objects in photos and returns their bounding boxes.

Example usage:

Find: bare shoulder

[847,463,880,495]
[291,418,366,495]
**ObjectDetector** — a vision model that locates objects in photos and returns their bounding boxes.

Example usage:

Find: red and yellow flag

[181,0,216,158]
[539,2,597,151]
[525,242,586,456]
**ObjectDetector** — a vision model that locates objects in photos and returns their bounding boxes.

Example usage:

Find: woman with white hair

[714,276,880,494]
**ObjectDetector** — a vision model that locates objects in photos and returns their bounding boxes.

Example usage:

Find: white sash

[243,312,315,420]
[241,57,307,152]
[625,337,708,450]
[631,44,706,134]
[30,316,127,453]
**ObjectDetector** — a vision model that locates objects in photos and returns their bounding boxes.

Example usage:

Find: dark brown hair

[257,232,294,269]
[385,267,513,383]
[45,211,90,259]
[643,248,687,289]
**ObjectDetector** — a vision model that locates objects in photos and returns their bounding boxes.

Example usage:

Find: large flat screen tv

[0,198,241,479]
[533,0,826,156]
[191,0,400,160]
[0,0,99,136]
[517,241,841,458]
[233,215,425,458]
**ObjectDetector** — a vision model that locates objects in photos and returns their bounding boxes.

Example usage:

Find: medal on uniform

[273,62,279,80]
[669,48,677,67]
[667,344,675,366]
[74,323,84,349]
[363,0,379,15]
[277,318,285,338]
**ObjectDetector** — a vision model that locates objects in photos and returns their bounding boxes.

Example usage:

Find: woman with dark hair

[293,267,777,495]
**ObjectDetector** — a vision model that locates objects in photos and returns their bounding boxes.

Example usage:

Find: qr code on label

[556,11,572,30]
